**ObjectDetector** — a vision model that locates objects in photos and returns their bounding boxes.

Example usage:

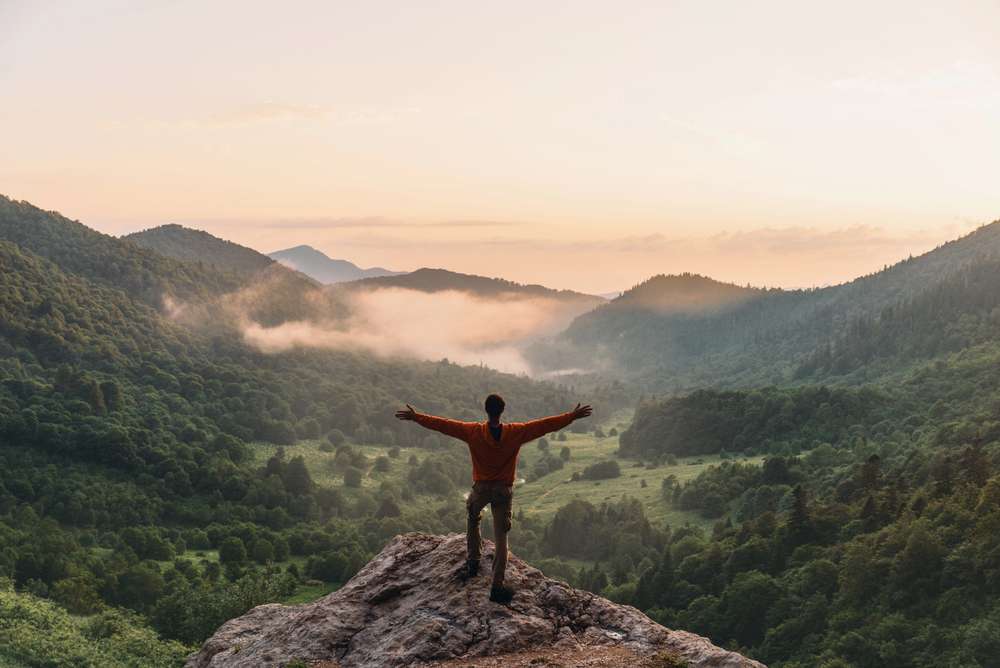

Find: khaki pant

[466,480,513,588]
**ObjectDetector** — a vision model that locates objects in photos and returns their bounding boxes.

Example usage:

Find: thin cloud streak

[329,224,952,255]
[188,217,527,231]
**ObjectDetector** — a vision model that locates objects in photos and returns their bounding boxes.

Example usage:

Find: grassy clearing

[514,413,764,528]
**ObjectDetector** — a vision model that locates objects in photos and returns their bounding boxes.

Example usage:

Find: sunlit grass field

[515,424,763,528]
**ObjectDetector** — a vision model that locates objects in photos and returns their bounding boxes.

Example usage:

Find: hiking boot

[489,585,514,604]
[466,559,480,579]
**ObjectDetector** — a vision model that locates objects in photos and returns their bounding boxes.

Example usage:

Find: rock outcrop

[188,533,765,668]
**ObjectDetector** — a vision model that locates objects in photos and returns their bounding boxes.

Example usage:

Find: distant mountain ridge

[345,267,605,305]
[269,244,402,284]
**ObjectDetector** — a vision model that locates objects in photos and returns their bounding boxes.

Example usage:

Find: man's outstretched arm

[395,404,474,441]
[520,403,593,442]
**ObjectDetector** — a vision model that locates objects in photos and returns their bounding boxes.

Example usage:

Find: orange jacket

[413,412,576,484]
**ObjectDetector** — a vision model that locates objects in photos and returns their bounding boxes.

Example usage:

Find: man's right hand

[395,404,418,421]
[571,403,593,420]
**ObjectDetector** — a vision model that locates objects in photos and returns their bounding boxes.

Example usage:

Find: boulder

[188,533,764,668]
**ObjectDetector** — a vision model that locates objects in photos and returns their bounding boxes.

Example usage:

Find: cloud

[830,62,1000,110]
[188,217,526,231]
[236,287,596,375]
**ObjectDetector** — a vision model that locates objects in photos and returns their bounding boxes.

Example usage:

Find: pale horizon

[3,0,999,293]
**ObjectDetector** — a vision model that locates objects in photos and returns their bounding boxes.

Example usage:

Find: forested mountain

[122,222,338,328]
[796,252,1000,381]
[539,220,1000,390]
[124,224,292,281]
[0,196,242,308]
[0,197,587,446]
[345,267,605,306]
[588,273,759,314]
[269,244,401,284]
[0,195,614,662]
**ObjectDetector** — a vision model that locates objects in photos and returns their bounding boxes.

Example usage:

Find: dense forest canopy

[620,387,888,458]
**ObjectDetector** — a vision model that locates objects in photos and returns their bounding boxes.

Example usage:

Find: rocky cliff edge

[188,533,765,668]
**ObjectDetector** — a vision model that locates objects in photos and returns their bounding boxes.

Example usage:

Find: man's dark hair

[484,394,506,420]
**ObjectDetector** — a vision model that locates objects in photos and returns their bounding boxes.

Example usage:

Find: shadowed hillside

[125,224,292,280]
[535,220,1000,389]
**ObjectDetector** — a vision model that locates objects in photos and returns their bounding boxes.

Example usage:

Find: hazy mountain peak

[610,272,762,314]
[268,244,401,284]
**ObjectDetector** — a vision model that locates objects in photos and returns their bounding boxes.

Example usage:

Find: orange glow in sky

[2,1,999,292]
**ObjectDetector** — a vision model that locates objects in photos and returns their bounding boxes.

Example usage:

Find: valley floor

[244,411,759,605]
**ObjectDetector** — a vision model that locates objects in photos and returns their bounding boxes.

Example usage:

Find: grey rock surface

[188,533,765,668]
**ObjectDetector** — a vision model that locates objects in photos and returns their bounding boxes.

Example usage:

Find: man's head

[484,394,506,421]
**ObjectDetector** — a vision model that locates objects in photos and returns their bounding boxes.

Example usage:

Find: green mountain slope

[122,222,341,327]
[544,220,1000,390]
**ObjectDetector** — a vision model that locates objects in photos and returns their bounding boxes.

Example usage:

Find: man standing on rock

[396,394,592,603]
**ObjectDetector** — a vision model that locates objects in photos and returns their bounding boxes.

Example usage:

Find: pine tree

[651,547,675,607]
[788,485,812,545]
[960,442,990,487]
[283,456,314,495]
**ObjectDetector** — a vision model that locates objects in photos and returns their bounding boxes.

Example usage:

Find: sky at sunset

[2,0,999,293]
